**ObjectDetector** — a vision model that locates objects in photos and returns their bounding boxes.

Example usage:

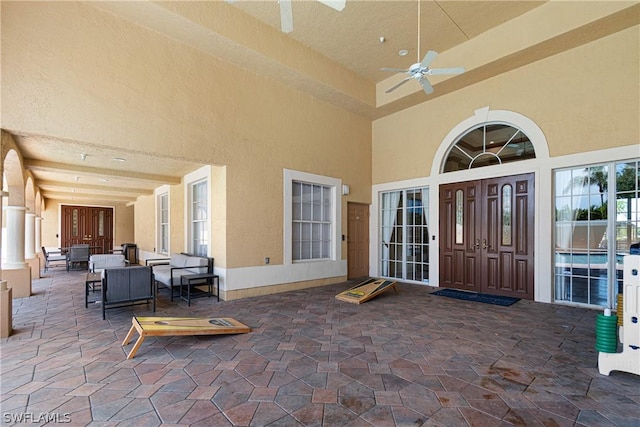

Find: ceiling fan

[228,0,346,34]
[278,0,346,33]
[381,0,464,95]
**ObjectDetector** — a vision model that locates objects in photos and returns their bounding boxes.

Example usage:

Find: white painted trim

[431,107,550,177]
[154,185,170,255]
[371,108,640,305]
[225,259,347,291]
[139,254,345,294]
[283,169,342,265]
[184,166,212,256]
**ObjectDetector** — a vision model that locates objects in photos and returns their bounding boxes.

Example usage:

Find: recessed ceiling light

[113,157,126,162]
[99,178,109,182]
[398,49,409,56]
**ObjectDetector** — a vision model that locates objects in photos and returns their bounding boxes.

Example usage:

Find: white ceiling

[6,0,630,205]
[229,0,546,83]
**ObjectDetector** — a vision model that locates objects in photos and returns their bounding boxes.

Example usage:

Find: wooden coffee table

[122,316,251,359]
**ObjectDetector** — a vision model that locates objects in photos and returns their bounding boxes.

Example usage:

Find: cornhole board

[122,316,251,359]
[335,278,398,304]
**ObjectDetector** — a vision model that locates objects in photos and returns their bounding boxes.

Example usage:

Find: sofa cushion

[170,253,190,268]
[184,256,208,273]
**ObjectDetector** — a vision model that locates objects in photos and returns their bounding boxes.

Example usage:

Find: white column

[25,212,36,259]
[35,216,42,254]
[0,191,6,262]
[3,206,28,269]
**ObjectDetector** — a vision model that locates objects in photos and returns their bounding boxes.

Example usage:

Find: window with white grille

[284,169,341,264]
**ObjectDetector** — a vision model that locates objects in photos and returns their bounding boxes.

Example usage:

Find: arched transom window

[443,123,536,172]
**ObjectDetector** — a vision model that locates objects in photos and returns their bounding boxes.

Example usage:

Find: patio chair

[102,266,155,319]
[89,254,127,273]
[66,244,90,271]
[41,246,66,272]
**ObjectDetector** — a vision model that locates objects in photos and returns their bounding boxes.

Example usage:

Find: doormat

[431,288,520,306]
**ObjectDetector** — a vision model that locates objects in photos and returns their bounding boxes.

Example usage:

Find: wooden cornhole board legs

[122,316,251,359]
[335,278,398,304]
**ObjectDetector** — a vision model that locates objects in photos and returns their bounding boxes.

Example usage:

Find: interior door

[439,173,534,299]
[347,202,370,279]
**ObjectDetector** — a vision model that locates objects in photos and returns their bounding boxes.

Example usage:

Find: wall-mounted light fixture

[342,184,350,196]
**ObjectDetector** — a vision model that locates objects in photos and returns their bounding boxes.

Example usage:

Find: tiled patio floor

[1,270,639,426]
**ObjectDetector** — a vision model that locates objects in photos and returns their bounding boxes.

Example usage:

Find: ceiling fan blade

[280,0,293,33]
[317,0,346,11]
[385,77,412,93]
[419,77,434,94]
[428,67,465,75]
[420,50,438,68]
[380,67,410,74]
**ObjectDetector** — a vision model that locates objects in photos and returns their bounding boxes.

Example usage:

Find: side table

[180,273,219,306]
[85,272,102,308]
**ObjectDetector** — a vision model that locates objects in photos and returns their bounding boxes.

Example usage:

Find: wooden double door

[439,173,534,299]
[61,205,113,254]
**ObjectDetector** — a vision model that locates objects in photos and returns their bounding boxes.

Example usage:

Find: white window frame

[155,185,170,255]
[284,169,341,265]
[184,166,211,257]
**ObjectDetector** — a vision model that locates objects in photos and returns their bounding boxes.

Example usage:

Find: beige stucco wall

[2,1,371,273]
[372,26,639,184]
[134,194,154,254]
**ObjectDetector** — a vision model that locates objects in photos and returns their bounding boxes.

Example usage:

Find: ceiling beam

[24,159,181,185]
[41,191,138,203]
[36,180,153,196]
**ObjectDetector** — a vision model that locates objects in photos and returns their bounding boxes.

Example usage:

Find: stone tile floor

[1,271,639,426]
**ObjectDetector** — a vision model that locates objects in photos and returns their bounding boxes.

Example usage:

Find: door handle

[482,239,492,250]
[474,239,481,249]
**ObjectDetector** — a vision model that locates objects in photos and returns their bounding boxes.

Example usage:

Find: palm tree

[564,166,608,219]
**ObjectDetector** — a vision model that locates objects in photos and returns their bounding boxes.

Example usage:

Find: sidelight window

[554,160,640,307]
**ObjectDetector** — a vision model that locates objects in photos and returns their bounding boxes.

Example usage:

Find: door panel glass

[98,211,104,236]
[455,190,463,244]
[72,209,78,236]
[502,185,512,246]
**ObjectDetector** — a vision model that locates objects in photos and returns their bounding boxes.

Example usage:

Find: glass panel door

[380,188,430,283]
